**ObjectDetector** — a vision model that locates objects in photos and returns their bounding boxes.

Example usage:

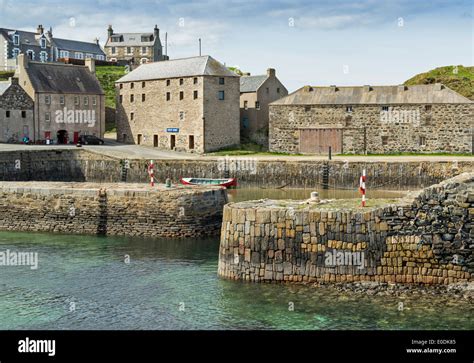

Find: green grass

[208,143,304,156]
[96,65,126,132]
[0,71,14,81]
[405,65,474,100]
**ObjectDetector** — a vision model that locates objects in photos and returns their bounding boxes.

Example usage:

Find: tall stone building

[16,54,105,143]
[269,84,474,154]
[0,25,105,71]
[0,77,34,142]
[104,25,168,66]
[116,55,240,153]
[240,68,288,147]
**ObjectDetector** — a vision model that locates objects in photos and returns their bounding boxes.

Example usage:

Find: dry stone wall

[218,173,474,285]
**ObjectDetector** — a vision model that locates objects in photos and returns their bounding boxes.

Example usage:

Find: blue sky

[0,0,472,91]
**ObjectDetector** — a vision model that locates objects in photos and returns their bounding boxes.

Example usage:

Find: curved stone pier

[218,173,473,285]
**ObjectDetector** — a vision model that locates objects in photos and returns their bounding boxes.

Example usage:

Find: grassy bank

[96,66,126,132]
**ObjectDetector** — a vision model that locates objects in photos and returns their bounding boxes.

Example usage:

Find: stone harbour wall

[218,173,474,285]
[0,182,227,238]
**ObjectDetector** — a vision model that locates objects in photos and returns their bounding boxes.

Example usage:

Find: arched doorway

[57,130,68,144]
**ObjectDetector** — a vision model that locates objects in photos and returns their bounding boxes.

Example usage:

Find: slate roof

[108,33,155,46]
[25,61,104,95]
[0,81,10,96]
[53,38,104,55]
[117,56,238,82]
[271,84,474,105]
[240,75,267,93]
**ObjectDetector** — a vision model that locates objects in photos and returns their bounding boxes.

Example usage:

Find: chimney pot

[267,68,275,77]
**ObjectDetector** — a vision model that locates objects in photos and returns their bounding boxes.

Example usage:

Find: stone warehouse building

[16,54,105,143]
[104,25,168,66]
[0,25,105,71]
[0,77,34,142]
[240,68,288,147]
[116,55,240,153]
[269,84,474,154]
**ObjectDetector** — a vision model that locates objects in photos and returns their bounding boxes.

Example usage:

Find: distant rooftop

[271,84,474,105]
[0,81,10,96]
[240,75,268,93]
[117,55,238,82]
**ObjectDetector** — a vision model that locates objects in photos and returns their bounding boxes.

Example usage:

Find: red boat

[180,177,237,188]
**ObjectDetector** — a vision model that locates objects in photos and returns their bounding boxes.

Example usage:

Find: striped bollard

[359,169,366,207]
[149,160,155,187]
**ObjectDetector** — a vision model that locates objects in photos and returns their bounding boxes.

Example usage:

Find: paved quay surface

[0,140,473,162]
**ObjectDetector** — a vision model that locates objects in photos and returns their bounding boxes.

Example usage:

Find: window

[166,92,171,101]
[425,105,432,112]
[180,91,184,100]
[21,111,26,118]
[140,58,148,64]
[130,83,134,89]
[5,110,10,118]
[39,51,47,62]
[75,52,84,59]
[111,47,117,54]
[60,96,65,105]
[130,94,134,102]
[40,38,46,49]
[26,50,34,60]
[255,101,260,110]
[126,47,132,54]
[13,34,19,45]
[189,135,194,150]
[74,96,79,105]
[45,112,51,122]
[382,136,388,146]
[92,96,97,106]
[119,84,123,89]
[119,95,123,104]
[12,48,20,58]
[419,136,426,146]
[142,81,146,88]
[345,115,352,126]
[180,79,184,85]
[218,91,225,100]
[242,117,249,129]
[84,96,89,106]
[45,95,51,105]
[130,112,134,121]
[304,106,311,112]
[193,90,198,99]
[179,111,185,121]
[382,106,389,112]
[277,88,280,94]
[166,80,170,86]
[244,101,248,110]
[141,47,147,54]
[193,77,198,84]
[142,94,146,102]
[266,87,269,94]
[219,77,225,85]
[59,50,69,58]
[346,106,353,113]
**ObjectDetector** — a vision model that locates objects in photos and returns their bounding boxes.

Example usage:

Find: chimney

[154,25,159,38]
[398,85,407,91]
[37,24,44,35]
[329,85,337,92]
[94,37,99,45]
[434,83,444,91]
[107,25,114,38]
[303,85,314,92]
[267,68,275,78]
[85,57,96,74]
[46,27,53,39]
[18,53,28,70]
[363,85,372,92]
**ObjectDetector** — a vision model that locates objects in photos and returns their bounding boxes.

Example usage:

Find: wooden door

[299,128,342,154]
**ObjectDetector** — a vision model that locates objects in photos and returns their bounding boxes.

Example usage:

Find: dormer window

[40,38,46,49]
[12,49,20,58]
[13,34,19,45]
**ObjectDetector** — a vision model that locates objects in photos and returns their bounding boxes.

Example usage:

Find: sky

[0,0,472,91]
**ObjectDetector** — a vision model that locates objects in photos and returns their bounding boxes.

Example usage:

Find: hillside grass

[0,71,14,81]
[404,65,474,100]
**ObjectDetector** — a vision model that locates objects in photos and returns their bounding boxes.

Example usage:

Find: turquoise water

[0,231,472,330]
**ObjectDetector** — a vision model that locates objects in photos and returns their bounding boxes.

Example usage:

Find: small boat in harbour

[180,177,237,188]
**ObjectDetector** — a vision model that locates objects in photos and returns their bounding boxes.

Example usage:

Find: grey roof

[0,28,51,51]
[107,33,155,46]
[272,84,474,105]
[117,56,238,82]
[25,61,104,95]
[53,38,104,55]
[240,75,267,93]
[0,81,10,96]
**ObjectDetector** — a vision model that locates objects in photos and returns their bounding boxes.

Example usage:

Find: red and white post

[148,160,155,187]
[359,169,366,207]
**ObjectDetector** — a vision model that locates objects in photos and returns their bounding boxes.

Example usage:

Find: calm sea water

[0,188,472,330]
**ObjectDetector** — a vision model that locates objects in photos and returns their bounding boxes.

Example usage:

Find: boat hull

[180,177,237,188]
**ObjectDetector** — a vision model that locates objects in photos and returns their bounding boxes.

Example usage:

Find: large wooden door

[300,128,342,154]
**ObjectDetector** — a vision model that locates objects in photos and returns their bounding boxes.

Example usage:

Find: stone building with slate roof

[16,54,105,144]
[116,55,240,153]
[239,68,288,148]
[104,25,168,67]
[0,77,34,142]
[269,84,474,154]
[0,25,105,71]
